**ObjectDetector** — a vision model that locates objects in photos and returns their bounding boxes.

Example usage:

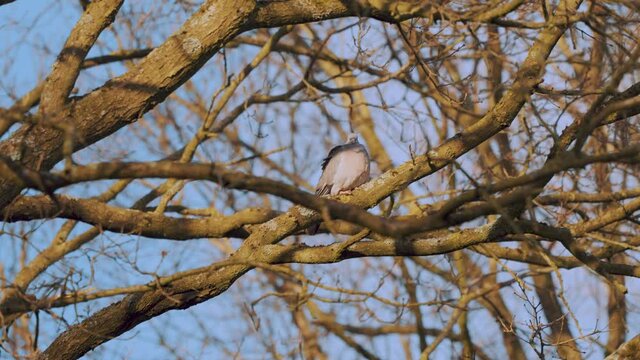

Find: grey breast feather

[315,143,370,196]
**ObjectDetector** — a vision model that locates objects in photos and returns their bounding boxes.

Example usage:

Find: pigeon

[316,133,371,196]
[307,133,370,234]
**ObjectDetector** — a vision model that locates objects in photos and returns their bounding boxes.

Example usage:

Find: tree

[1,0,639,358]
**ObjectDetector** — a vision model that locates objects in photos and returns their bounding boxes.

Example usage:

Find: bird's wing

[316,143,350,195]
[321,144,345,170]
[316,148,343,195]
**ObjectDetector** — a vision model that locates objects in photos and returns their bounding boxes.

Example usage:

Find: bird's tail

[305,222,321,235]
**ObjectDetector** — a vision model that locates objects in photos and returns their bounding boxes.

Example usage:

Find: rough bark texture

[0,0,256,208]
[2,0,638,358]
[35,0,582,355]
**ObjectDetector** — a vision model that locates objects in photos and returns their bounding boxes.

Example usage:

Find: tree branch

[39,0,124,114]
[2,195,274,240]
[35,0,583,357]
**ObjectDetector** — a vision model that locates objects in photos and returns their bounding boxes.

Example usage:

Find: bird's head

[346,132,359,144]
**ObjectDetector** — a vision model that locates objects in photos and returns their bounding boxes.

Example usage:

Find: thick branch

[2,195,273,240]
[0,0,257,209]
[6,141,640,238]
[39,0,124,113]
[37,0,582,357]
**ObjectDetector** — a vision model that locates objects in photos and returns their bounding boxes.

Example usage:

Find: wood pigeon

[316,133,371,196]
[307,133,370,234]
